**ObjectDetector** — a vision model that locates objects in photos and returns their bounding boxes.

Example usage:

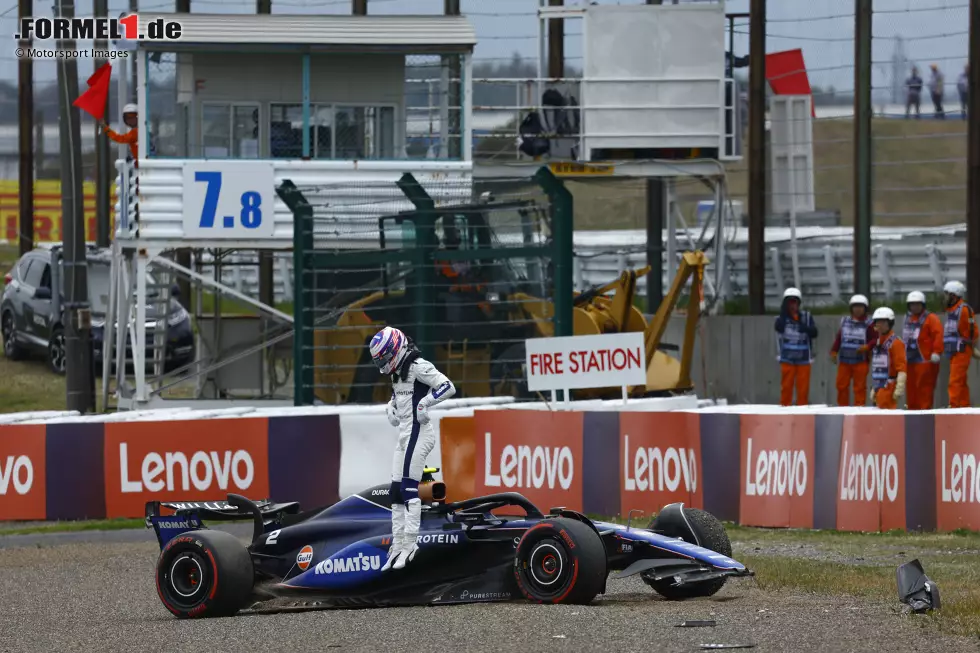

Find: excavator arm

[644,251,708,389]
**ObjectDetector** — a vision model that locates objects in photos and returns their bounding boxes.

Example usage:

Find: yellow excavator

[309,202,707,404]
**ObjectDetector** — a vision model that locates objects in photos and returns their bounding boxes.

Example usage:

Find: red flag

[73,62,112,121]
[765,49,815,117]
[85,62,112,88]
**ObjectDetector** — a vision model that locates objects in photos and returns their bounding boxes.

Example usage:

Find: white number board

[182,161,276,239]
[525,332,647,392]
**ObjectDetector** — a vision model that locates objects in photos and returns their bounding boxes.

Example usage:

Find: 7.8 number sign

[182,161,276,239]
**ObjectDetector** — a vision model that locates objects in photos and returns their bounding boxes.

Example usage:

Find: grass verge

[732,526,980,639]
[0,518,146,536]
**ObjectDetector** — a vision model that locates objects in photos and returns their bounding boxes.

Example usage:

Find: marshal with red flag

[73,62,112,121]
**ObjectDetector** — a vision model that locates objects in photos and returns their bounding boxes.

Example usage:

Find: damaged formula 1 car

[146,469,752,618]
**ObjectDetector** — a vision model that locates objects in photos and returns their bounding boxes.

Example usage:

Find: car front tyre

[643,508,733,600]
[48,327,66,375]
[155,529,254,619]
[1,310,24,361]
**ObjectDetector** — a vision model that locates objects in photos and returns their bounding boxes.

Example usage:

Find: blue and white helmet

[370,326,409,375]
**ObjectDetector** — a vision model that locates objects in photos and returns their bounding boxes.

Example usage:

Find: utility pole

[548,0,564,79]
[645,0,665,311]
[353,0,367,15]
[56,0,93,413]
[130,0,139,91]
[93,0,111,247]
[747,0,766,314]
[853,0,873,297]
[175,0,191,309]
[258,0,274,331]
[968,0,980,310]
[445,0,461,159]
[17,0,34,256]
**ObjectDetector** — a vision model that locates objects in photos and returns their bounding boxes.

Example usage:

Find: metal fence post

[396,173,438,353]
[278,180,315,405]
[854,0,874,297]
[533,166,574,338]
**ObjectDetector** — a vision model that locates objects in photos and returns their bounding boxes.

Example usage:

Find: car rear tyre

[155,529,254,619]
[643,508,732,600]
[48,327,66,375]
[1,310,23,361]
[514,518,606,604]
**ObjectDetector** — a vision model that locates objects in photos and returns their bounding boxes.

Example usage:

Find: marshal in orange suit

[870,307,907,410]
[942,281,977,408]
[902,291,943,410]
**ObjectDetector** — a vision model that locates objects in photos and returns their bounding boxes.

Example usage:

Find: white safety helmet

[123,103,138,115]
[872,307,896,323]
[369,326,409,375]
[783,287,803,302]
[849,294,869,308]
[943,280,966,297]
[906,291,927,305]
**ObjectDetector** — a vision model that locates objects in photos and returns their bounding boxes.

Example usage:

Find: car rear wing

[144,495,302,549]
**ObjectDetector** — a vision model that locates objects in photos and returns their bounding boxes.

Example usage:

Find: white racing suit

[383,352,455,570]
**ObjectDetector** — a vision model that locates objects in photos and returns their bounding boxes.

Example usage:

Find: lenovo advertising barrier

[835,414,906,532]
[0,425,46,520]
[620,412,702,517]
[935,414,980,531]
[739,414,816,528]
[475,410,585,512]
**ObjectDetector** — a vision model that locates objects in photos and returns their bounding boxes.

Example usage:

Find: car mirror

[34,286,52,300]
[170,283,181,299]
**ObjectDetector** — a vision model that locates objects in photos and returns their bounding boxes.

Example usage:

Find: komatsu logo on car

[314,553,381,575]
[156,520,192,529]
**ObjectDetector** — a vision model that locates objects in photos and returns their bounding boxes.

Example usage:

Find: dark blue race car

[146,469,753,619]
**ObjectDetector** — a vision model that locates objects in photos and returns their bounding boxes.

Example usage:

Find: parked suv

[1,247,194,374]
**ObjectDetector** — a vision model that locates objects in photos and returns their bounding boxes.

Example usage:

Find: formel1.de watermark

[15,14,183,41]
[13,13,181,60]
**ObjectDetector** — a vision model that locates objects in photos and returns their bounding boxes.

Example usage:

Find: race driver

[370,326,456,571]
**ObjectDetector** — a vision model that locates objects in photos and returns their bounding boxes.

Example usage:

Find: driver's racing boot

[393,499,422,570]
[381,503,406,572]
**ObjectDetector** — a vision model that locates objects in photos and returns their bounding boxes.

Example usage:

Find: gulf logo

[297,545,314,571]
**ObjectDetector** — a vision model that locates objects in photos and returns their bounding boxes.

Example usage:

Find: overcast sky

[0,0,970,98]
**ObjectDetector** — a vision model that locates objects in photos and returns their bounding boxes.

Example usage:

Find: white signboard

[525,332,646,392]
[182,161,276,239]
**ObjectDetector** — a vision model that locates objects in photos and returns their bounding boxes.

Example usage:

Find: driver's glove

[386,400,399,427]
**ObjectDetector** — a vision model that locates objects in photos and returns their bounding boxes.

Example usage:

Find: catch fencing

[192,225,966,309]
[282,169,574,405]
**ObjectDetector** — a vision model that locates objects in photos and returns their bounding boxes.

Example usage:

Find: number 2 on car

[181,162,276,239]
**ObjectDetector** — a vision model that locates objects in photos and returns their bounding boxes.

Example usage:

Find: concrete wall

[664,315,980,406]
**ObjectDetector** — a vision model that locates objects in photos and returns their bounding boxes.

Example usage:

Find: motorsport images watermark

[15,14,182,41]
[15,48,131,60]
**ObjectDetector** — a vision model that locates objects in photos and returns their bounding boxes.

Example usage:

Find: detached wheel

[514,518,606,604]
[644,508,732,600]
[155,529,254,619]
[1,310,23,361]
[48,327,66,374]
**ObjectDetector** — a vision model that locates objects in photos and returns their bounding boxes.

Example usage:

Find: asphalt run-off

[0,528,976,653]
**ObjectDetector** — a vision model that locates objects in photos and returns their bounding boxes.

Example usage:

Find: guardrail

[184,226,966,309]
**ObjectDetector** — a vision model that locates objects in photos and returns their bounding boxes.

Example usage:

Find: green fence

[278,167,573,406]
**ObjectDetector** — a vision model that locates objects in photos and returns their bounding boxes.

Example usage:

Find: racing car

[146,469,752,618]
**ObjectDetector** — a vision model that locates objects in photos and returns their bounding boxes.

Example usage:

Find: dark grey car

[1,247,194,374]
